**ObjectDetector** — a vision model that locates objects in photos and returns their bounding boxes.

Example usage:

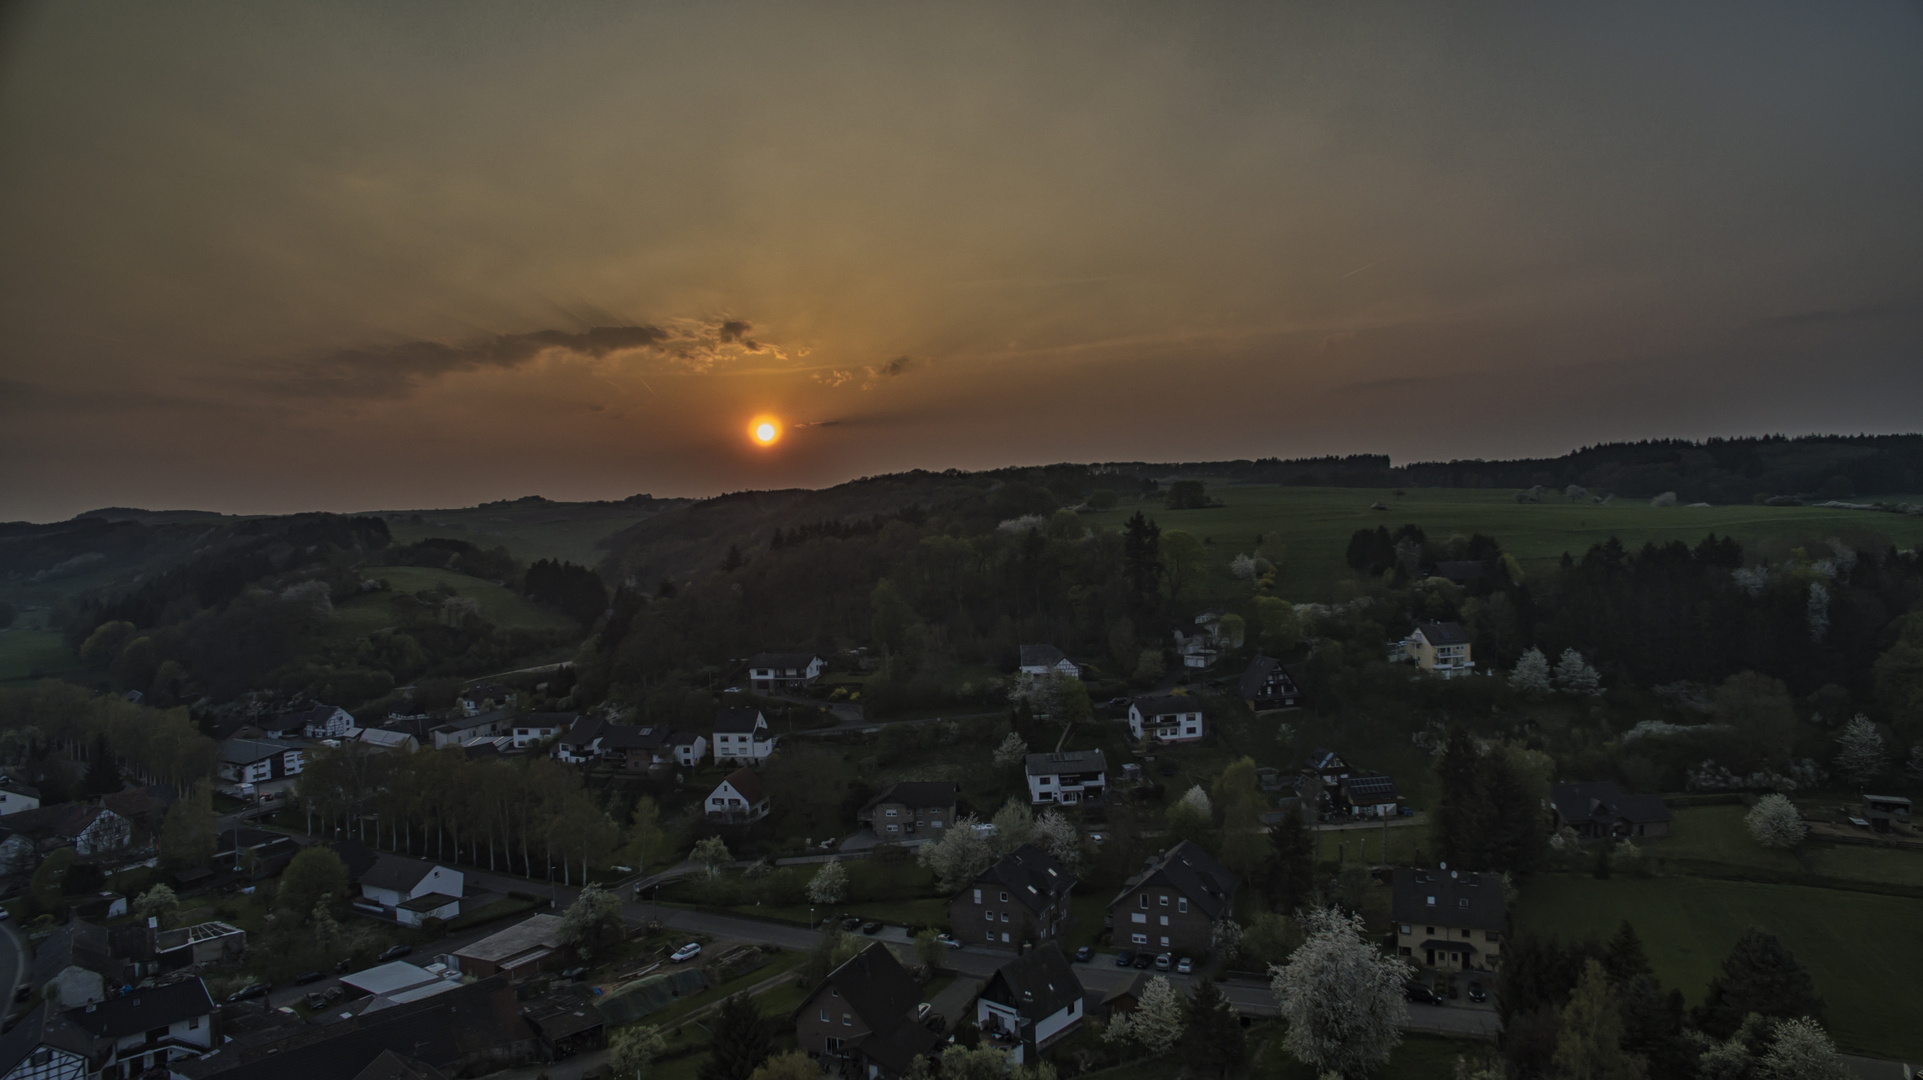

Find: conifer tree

[1693,929,1824,1039]
[698,994,772,1080]
[1549,960,1646,1080]
[1180,979,1245,1077]
[1265,805,1317,912]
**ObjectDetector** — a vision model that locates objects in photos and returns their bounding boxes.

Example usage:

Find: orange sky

[2,2,1920,519]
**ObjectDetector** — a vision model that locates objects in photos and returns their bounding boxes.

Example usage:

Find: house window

[1139,895,1149,909]
[1131,933,1147,945]
[886,809,898,817]
[820,1009,830,1022]
[1001,913,1009,923]
[1400,924,1412,935]
[1159,936,1170,947]
[1426,926,1435,935]
[1000,891,1009,902]
[31,1052,50,1067]
[188,1017,200,1030]
[973,889,982,905]
[985,911,993,921]
[887,825,898,833]
[1159,895,1168,907]
[1426,896,1436,906]
[1487,931,1501,942]
[1159,916,1168,926]
[1177,898,1188,914]
[929,819,942,828]
[843,1013,852,1026]
[1459,899,1469,908]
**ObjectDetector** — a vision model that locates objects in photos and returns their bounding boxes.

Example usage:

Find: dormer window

[1426,896,1436,906]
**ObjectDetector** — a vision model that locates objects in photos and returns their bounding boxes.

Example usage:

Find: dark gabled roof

[557,715,607,747]
[433,708,513,734]
[1548,782,1672,828]
[1018,644,1070,668]
[0,1004,95,1077]
[32,919,112,989]
[863,782,958,813]
[359,856,439,894]
[1130,695,1200,720]
[1114,841,1239,920]
[968,844,1074,915]
[219,738,298,765]
[176,976,528,1080]
[1238,654,1279,700]
[749,652,820,670]
[1390,867,1506,933]
[349,1051,449,1080]
[514,711,580,729]
[5,803,111,840]
[716,768,767,804]
[598,724,669,752]
[1307,748,1346,772]
[279,704,350,726]
[981,942,1081,1022]
[0,777,42,800]
[1339,775,1401,803]
[814,942,919,1036]
[1024,749,1107,777]
[861,1015,941,1074]
[67,978,213,1038]
[331,839,382,883]
[1415,621,1471,646]
[713,707,767,734]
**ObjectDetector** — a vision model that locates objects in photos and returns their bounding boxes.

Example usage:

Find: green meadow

[326,565,582,643]
[1078,484,1923,601]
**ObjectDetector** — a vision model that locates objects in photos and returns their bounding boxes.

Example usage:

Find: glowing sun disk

[748,416,782,446]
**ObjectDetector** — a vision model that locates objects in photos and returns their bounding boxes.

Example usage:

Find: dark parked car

[1132,952,1154,969]
[225,983,270,1004]
[378,945,413,962]
[840,916,861,931]
[1404,982,1439,1005]
[294,971,325,985]
[860,921,883,935]
[1114,950,1136,968]
[303,987,343,1011]
[333,959,352,974]
[1073,946,1093,962]
[1467,982,1487,1003]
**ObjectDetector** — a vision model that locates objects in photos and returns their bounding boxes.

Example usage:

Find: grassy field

[1514,873,1923,1061]
[0,628,86,682]
[382,506,660,568]
[1078,484,1923,602]
[1077,1029,1489,1079]
[1637,804,1923,892]
[326,565,582,642]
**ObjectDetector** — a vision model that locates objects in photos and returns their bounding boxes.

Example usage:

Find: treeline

[523,558,609,629]
[0,682,218,797]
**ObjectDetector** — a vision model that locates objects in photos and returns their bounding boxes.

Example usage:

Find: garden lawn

[1076,1029,1486,1079]
[1515,873,1923,1061]
[1637,804,1923,892]
[0,629,85,682]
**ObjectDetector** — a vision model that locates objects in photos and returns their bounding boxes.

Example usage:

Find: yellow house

[1392,866,1505,972]
[1404,622,1474,678]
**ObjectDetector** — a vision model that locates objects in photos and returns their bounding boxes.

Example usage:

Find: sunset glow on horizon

[750,417,782,447]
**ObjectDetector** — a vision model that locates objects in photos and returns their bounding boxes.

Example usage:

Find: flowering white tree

[1230,553,1259,580]
[1509,647,1552,697]
[918,814,993,891]
[609,1024,666,1080]
[1211,917,1244,958]
[1103,975,1183,1055]
[990,798,1037,855]
[806,858,847,905]
[1553,649,1602,696]
[1745,794,1806,850]
[691,836,732,878]
[1832,715,1886,786]
[1179,785,1213,818]
[1759,1017,1852,1080]
[992,732,1029,770]
[1032,811,1082,873]
[1269,906,1411,1077]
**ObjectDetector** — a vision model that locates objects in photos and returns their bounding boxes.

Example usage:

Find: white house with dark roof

[747,652,824,692]
[705,769,770,824]
[1024,750,1107,806]
[0,778,40,817]
[1017,645,1079,679]
[1401,621,1474,678]
[280,704,356,739]
[511,712,579,748]
[65,976,216,1079]
[217,738,305,785]
[1337,774,1403,818]
[1126,696,1204,744]
[551,716,609,764]
[712,708,775,766]
[977,942,1084,1064]
[429,707,512,751]
[358,856,464,927]
[1392,866,1506,972]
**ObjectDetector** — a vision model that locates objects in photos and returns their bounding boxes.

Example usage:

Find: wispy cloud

[810,355,923,390]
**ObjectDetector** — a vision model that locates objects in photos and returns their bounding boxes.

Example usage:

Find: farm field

[325,565,582,643]
[380,504,662,568]
[1514,873,1923,1061]
[1638,804,1923,892]
[0,628,86,683]
[1078,484,1923,601]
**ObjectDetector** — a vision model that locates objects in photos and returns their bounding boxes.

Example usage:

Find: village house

[1017,645,1079,679]
[705,769,770,824]
[6,805,133,858]
[1024,750,1107,806]
[1392,865,1506,972]
[858,782,958,840]
[1126,696,1205,744]
[551,716,609,764]
[747,652,825,692]
[949,844,1075,948]
[795,942,939,1080]
[31,919,117,1009]
[1549,782,1672,840]
[70,977,217,1080]
[1401,621,1475,678]
[357,727,420,753]
[1335,775,1404,818]
[428,708,512,751]
[452,915,565,980]
[976,943,1084,1065]
[279,704,357,739]
[356,857,464,928]
[1106,841,1239,959]
[458,683,517,716]
[0,1002,96,1080]
[1237,654,1302,711]
[0,777,40,817]
[712,708,776,766]
[510,712,580,748]
[216,738,305,786]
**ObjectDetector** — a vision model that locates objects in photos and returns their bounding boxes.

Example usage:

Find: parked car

[1153,953,1172,971]
[1073,946,1093,963]
[333,959,352,974]
[0,909,10,921]
[1176,957,1193,975]
[860,921,883,935]
[671,942,703,963]
[1114,950,1136,968]
[561,966,589,980]
[225,983,270,1004]
[1132,953,1153,969]
[1467,982,1487,1003]
[840,915,862,931]
[1404,982,1439,1005]
[938,934,963,949]
[303,987,343,1010]
[294,971,325,986]
[916,1003,934,1021]
[378,945,412,962]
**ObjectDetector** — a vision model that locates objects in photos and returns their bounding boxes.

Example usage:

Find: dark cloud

[716,320,758,350]
[877,356,915,377]
[1762,302,1918,328]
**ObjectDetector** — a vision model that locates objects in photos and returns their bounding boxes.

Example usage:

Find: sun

[748,416,782,446]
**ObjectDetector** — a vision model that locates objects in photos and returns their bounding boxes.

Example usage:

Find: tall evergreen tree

[1602,921,1651,986]
[1265,807,1317,912]
[85,732,119,795]
[1549,960,1647,1080]
[1121,511,1163,600]
[1432,727,1486,867]
[1179,979,1245,1077]
[1692,929,1824,1039]
[1475,750,1546,876]
[698,993,772,1080]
